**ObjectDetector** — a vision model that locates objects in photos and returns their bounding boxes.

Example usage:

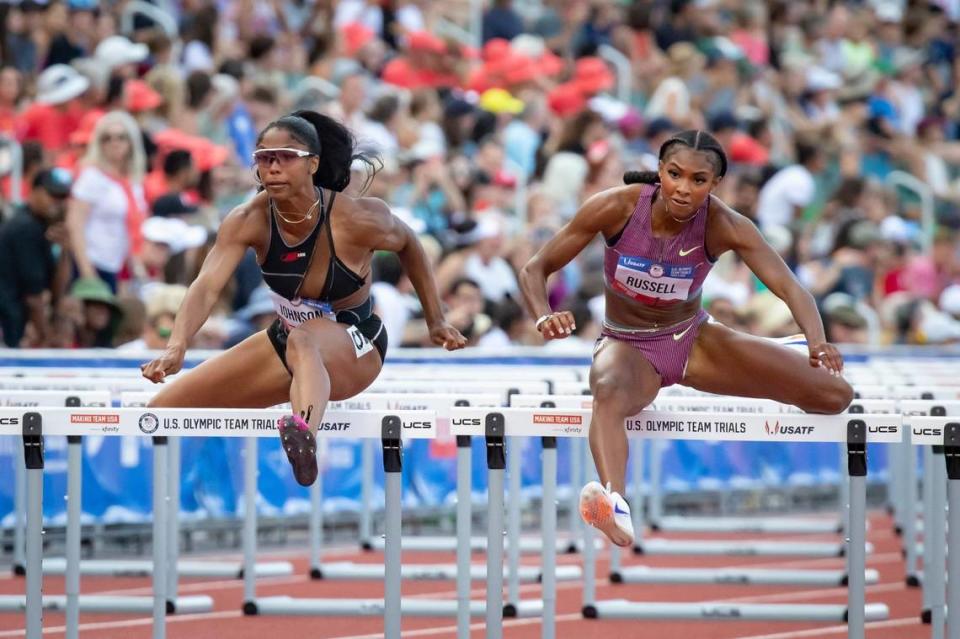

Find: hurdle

[448,405,592,637]
[1,405,434,639]
[2,390,110,577]
[357,378,591,556]
[314,392,579,585]
[579,408,899,633]
[1,380,295,584]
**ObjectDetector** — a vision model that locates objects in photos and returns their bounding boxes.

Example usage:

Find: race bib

[270,291,337,329]
[347,325,374,358]
[612,256,694,302]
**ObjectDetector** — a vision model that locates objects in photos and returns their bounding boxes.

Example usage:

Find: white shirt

[644,77,691,122]
[71,166,146,273]
[371,282,412,353]
[756,164,816,231]
[463,253,518,303]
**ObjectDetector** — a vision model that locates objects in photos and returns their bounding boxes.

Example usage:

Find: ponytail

[623,170,660,185]
[258,109,381,193]
[623,129,728,186]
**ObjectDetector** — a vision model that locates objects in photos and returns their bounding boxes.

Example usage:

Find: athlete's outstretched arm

[719,207,842,375]
[354,198,467,350]
[141,207,254,381]
[519,187,632,340]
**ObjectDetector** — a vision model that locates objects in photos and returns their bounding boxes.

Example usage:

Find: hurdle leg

[152,437,168,639]
[541,436,557,639]
[846,420,867,639]
[456,435,472,639]
[360,440,373,549]
[381,417,403,639]
[928,446,947,639]
[569,438,582,549]
[904,437,920,585]
[485,414,506,639]
[23,413,43,639]
[242,438,258,612]
[650,440,663,525]
[166,438,180,608]
[630,439,645,535]
[582,440,597,617]
[309,443,323,578]
[506,436,521,614]
[923,446,935,617]
[65,436,81,639]
[945,423,960,637]
[13,444,26,575]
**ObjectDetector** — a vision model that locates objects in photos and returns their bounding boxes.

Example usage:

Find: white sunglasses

[252,148,316,167]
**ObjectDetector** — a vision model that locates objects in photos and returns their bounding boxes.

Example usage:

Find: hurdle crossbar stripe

[610,567,880,586]
[449,407,903,443]
[0,407,438,438]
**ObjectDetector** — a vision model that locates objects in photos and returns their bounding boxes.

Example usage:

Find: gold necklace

[274,191,322,224]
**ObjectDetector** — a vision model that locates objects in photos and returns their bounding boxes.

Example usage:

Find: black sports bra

[259,189,372,324]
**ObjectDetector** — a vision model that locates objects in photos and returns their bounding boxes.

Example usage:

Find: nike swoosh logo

[614,504,629,516]
[678,246,700,256]
[673,324,693,341]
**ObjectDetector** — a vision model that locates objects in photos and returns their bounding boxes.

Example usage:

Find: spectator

[0,168,73,346]
[483,0,524,44]
[756,137,825,232]
[69,276,123,347]
[17,64,90,155]
[151,149,198,215]
[371,252,414,353]
[66,110,147,292]
[118,284,188,351]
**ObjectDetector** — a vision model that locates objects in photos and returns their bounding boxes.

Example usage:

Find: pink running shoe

[278,415,318,486]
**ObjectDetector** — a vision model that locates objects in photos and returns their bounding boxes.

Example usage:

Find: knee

[803,377,854,415]
[285,326,320,364]
[592,373,651,416]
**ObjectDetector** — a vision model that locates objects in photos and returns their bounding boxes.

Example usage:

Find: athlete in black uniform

[142,110,467,486]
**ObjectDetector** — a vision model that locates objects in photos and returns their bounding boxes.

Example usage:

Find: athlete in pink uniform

[519,130,853,547]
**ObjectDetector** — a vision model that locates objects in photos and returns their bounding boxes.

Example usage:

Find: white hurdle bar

[577,408,900,635]
[1,406,435,639]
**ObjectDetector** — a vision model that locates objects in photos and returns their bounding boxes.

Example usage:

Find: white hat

[142,217,208,254]
[940,284,960,317]
[806,67,842,92]
[510,34,546,58]
[36,64,90,105]
[874,3,903,22]
[95,35,149,70]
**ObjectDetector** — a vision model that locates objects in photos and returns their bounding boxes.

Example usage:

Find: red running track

[0,512,924,638]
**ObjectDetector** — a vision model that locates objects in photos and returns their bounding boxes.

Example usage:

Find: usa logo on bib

[613,255,695,303]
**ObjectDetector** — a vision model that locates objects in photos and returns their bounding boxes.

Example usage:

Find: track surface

[0,512,925,638]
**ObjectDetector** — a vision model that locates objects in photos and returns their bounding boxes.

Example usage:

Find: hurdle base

[920,607,947,624]
[649,516,843,535]
[0,595,213,614]
[906,574,921,587]
[583,600,889,622]
[12,565,25,577]
[633,539,866,558]
[608,567,879,587]
[41,557,293,579]
[314,561,581,582]
[503,600,544,618]
[366,535,601,555]
[251,596,488,617]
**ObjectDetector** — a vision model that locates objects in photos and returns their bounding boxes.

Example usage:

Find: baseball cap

[34,167,73,199]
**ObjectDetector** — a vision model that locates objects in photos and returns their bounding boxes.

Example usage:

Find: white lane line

[0,610,241,637]
[324,613,585,639]
[732,616,920,639]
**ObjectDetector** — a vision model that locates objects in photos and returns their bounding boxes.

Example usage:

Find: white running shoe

[579,481,635,547]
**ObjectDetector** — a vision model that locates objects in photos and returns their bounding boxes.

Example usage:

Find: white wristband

[535,314,553,330]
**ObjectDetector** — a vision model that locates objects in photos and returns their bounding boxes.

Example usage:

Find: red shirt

[17,102,86,152]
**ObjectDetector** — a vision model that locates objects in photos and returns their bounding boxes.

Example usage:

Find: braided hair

[623,129,727,185]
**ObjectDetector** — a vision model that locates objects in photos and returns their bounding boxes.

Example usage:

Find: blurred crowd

[0,0,959,354]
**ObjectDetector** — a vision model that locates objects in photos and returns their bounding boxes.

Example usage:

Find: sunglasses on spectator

[252,148,315,168]
[100,132,129,143]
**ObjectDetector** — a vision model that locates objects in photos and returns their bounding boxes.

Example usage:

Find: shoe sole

[279,425,318,486]
[580,484,633,548]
